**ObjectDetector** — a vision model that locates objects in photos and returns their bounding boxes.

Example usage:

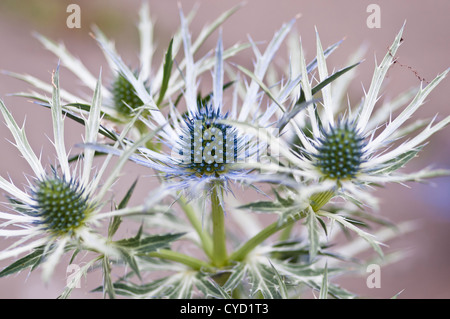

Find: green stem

[229,190,335,262]
[148,249,212,271]
[179,196,214,259]
[211,187,227,267]
[229,215,302,262]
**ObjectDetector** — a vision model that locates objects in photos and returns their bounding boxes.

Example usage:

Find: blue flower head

[178,104,239,178]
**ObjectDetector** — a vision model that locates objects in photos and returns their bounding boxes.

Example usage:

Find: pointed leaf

[115,233,185,254]
[156,38,174,106]
[246,259,284,299]
[0,99,44,178]
[223,263,246,292]
[306,209,321,261]
[319,263,328,299]
[118,179,139,210]
[0,246,47,278]
[195,273,231,299]
[318,211,384,257]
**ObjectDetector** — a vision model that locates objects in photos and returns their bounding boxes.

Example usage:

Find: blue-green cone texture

[180,105,238,177]
[112,74,144,116]
[32,177,90,235]
[314,123,365,180]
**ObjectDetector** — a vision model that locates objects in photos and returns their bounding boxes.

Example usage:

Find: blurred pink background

[0,0,449,298]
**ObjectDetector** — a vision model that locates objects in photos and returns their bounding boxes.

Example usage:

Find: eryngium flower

[86,13,300,198]
[314,121,365,181]
[4,3,247,126]
[111,73,147,117]
[249,25,449,206]
[0,70,143,281]
[178,104,239,178]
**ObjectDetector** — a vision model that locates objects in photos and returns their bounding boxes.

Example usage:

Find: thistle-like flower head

[85,12,299,198]
[314,121,365,181]
[111,73,146,116]
[31,174,92,236]
[178,104,238,178]
[0,69,146,281]
[253,24,449,207]
[6,3,248,129]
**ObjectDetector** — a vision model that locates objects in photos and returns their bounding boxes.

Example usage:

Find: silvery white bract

[0,68,168,284]
[238,25,449,208]
[86,10,304,200]
[4,3,248,127]
[220,23,449,281]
